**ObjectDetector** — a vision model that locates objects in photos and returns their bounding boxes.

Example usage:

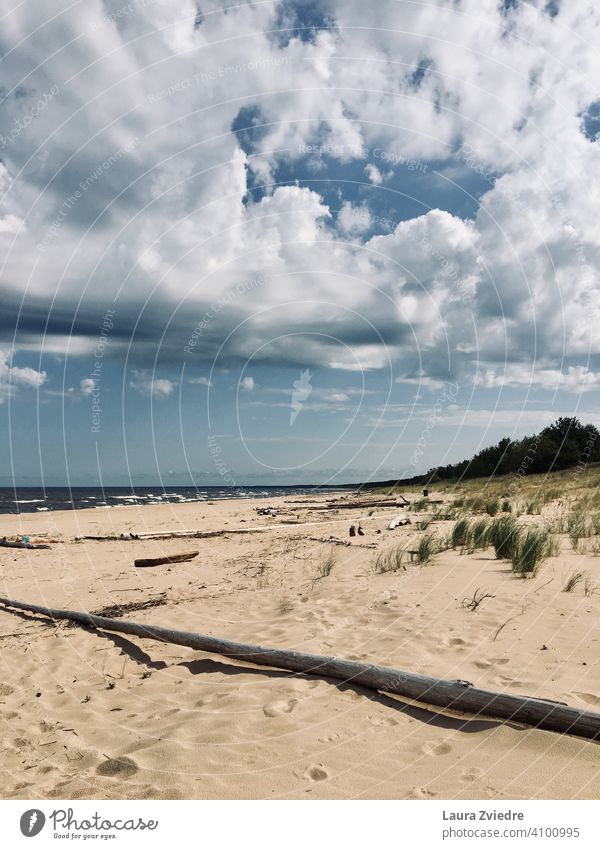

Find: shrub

[485,499,500,516]
[501,499,511,513]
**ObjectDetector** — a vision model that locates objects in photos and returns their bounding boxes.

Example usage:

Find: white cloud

[324,392,350,402]
[0,349,47,402]
[80,378,95,396]
[337,201,374,235]
[189,377,212,387]
[475,365,600,393]
[1,0,600,395]
[130,371,176,399]
[364,163,383,185]
[240,376,255,392]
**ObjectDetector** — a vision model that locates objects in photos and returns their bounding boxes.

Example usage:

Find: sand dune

[0,492,598,799]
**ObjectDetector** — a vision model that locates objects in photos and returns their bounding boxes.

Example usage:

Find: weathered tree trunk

[134,551,199,568]
[0,540,51,549]
[0,595,598,740]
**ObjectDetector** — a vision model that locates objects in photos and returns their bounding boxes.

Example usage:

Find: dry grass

[374,544,406,573]
[562,570,586,593]
[315,548,337,579]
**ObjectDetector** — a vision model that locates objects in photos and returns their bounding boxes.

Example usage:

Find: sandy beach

[0,489,598,800]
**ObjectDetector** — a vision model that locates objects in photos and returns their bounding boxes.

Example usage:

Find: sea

[0,485,341,515]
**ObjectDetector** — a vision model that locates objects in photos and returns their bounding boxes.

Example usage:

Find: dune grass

[567,512,591,551]
[510,527,555,577]
[374,544,406,573]
[487,515,520,560]
[315,548,337,580]
[415,532,439,564]
[451,518,470,549]
[562,570,585,593]
[466,519,489,553]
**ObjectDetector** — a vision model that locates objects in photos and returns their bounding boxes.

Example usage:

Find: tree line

[427,417,600,483]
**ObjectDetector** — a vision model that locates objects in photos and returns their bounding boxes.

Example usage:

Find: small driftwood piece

[0,596,599,740]
[387,515,411,530]
[134,551,199,568]
[0,538,51,550]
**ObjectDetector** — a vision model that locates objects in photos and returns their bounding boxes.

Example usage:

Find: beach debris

[461,588,496,613]
[387,515,411,530]
[349,525,356,537]
[88,594,168,619]
[0,537,51,550]
[1,594,599,740]
[255,506,278,516]
[310,536,350,547]
[134,551,199,568]
[310,496,410,511]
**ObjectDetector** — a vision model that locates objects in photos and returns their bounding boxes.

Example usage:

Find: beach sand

[0,492,598,800]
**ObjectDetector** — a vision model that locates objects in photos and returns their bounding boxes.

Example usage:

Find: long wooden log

[134,551,199,568]
[0,540,51,550]
[0,595,599,740]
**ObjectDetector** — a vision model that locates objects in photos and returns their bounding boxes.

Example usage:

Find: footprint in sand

[422,740,452,756]
[573,692,600,706]
[461,767,483,783]
[475,657,510,670]
[96,756,138,779]
[304,764,329,782]
[263,698,298,717]
[0,683,14,697]
[407,786,436,799]
[369,715,399,728]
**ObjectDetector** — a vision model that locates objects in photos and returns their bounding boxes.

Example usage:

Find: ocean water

[0,485,334,515]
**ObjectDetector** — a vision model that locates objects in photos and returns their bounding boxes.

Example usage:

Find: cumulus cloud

[129,371,177,399]
[1,0,599,392]
[80,378,96,396]
[475,365,600,393]
[364,164,383,185]
[240,376,255,392]
[0,349,47,402]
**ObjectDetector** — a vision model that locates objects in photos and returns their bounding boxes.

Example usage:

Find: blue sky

[1,0,599,485]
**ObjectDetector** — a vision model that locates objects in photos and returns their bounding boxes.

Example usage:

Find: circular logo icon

[19,810,45,837]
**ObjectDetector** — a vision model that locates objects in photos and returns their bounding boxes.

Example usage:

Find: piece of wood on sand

[0,538,51,550]
[387,515,411,529]
[134,551,199,568]
[0,595,599,740]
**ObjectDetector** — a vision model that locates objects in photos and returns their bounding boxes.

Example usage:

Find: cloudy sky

[1,0,599,486]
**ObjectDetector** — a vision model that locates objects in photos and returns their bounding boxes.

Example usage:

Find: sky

[1,0,599,486]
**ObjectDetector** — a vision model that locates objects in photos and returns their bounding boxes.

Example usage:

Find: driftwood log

[311,500,409,512]
[0,596,599,740]
[134,551,199,568]
[0,539,51,550]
